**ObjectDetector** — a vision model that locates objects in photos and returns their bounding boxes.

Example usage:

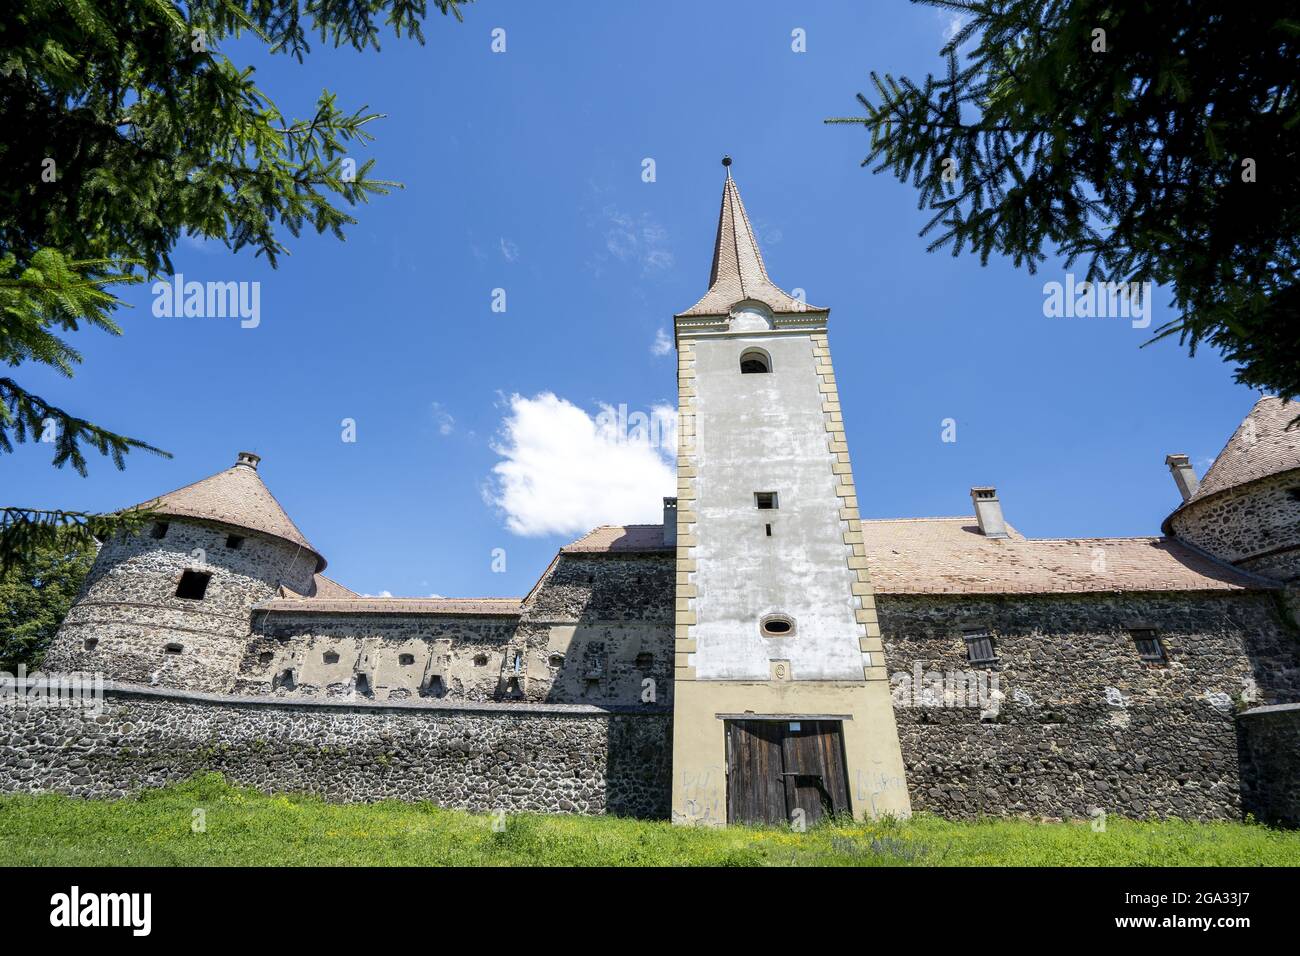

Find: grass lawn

[0,774,1295,866]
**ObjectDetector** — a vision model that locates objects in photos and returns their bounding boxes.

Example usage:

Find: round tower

[42,452,324,692]
[1163,396,1300,583]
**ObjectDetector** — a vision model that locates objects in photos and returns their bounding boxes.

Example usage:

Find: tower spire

[675,162,825,319]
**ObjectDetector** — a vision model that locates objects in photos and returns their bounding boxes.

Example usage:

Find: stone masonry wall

[1237,703,1300,827]
[518,552,676,706]
[877,590,1300,821]
[1169,470,1300,581]
[43,520,316,693]
[231,552,677,707]
[238,612,522,701]
[0,683,672,818]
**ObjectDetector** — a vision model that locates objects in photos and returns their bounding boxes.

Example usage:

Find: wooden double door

[725,719,851,826]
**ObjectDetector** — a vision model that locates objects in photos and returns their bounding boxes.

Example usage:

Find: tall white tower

[671,159,910,825]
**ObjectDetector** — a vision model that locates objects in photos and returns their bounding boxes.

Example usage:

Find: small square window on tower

[1129,628,1165,662]
[754,492,778,510]
[150,521,169,539]
[225,534,244,550]
[963,629,998,664]
[175,569,211,600]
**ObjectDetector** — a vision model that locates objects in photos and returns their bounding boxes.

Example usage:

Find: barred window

[1129,628,1165,662]
[963,630,997,664]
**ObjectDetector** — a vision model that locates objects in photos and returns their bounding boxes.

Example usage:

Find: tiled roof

[138,453,326,572]
[860,517,1270,595]
[1187,396,1300,502]
[256,597,523,616]
[561,524,673,553]
[279,574,358,599]
[675,171,826,318]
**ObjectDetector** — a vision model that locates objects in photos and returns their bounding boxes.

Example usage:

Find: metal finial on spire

[721,154,732,178]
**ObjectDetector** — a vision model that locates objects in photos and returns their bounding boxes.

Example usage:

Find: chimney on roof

[235,451,261,471]
[663,497,678,546]
[1164,454,1199,502]
[970,486,1008,538]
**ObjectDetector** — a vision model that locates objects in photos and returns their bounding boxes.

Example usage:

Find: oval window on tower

[760,614,796,637]
[740,348,771,374]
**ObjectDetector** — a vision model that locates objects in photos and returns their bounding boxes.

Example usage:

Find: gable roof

[860,517,1270,595]
[279,574,358,599]
[255,597,522,616]
[1188,396,1300,503]
[138,453,326,572]
[561,524,674,554]
[550,519,1266,594]
[675,170,826,319]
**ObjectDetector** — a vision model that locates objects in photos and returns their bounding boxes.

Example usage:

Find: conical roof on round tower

[1163,395,1300,532]
[136,451,326,571]
[1191,396,1299,500]
[674,160,826,319]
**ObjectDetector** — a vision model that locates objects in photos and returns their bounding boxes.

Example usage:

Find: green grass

[0,774,1295,866]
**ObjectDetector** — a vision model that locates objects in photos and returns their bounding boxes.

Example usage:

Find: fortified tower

[43,452,324,693]
[670,160,911,825]
[1163,396,1300,584]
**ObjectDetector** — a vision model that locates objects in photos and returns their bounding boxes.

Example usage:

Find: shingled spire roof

[675,159,826,319]
[1190,396,1300,501]
[138,452,326,571]
[1163,395,1300,532]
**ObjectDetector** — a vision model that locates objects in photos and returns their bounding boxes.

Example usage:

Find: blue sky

[8,1,1264,598]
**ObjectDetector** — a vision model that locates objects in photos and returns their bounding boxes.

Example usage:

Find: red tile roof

[1188,396,1300,502]
[138,454,326,571]
[860,517,1270,595]
[256,597,523,616]
[561,524,673,553]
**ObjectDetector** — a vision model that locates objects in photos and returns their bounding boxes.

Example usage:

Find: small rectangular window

[225,534,244,550]
[963,630,997,664]
[754,492,778,510]
[1129,628,1165,662]
[175,569,211,600]
[150,521,169,539]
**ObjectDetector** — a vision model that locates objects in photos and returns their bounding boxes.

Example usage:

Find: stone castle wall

[877,590,1300,820]
[42,521,317,694]
[231,552,677,707]
[1238,703,1300,827]
[0,683,672,818]
[1169,470,1300,582]
[237,612,523,700]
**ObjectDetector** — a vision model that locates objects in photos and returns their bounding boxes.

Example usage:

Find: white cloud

[942,13,967,42]
[651,328,673,357]
[601,206,673,275]
[362,590,394,598]
[499,237,519,262]
[431,402,455,436]
[487,392,676,537]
